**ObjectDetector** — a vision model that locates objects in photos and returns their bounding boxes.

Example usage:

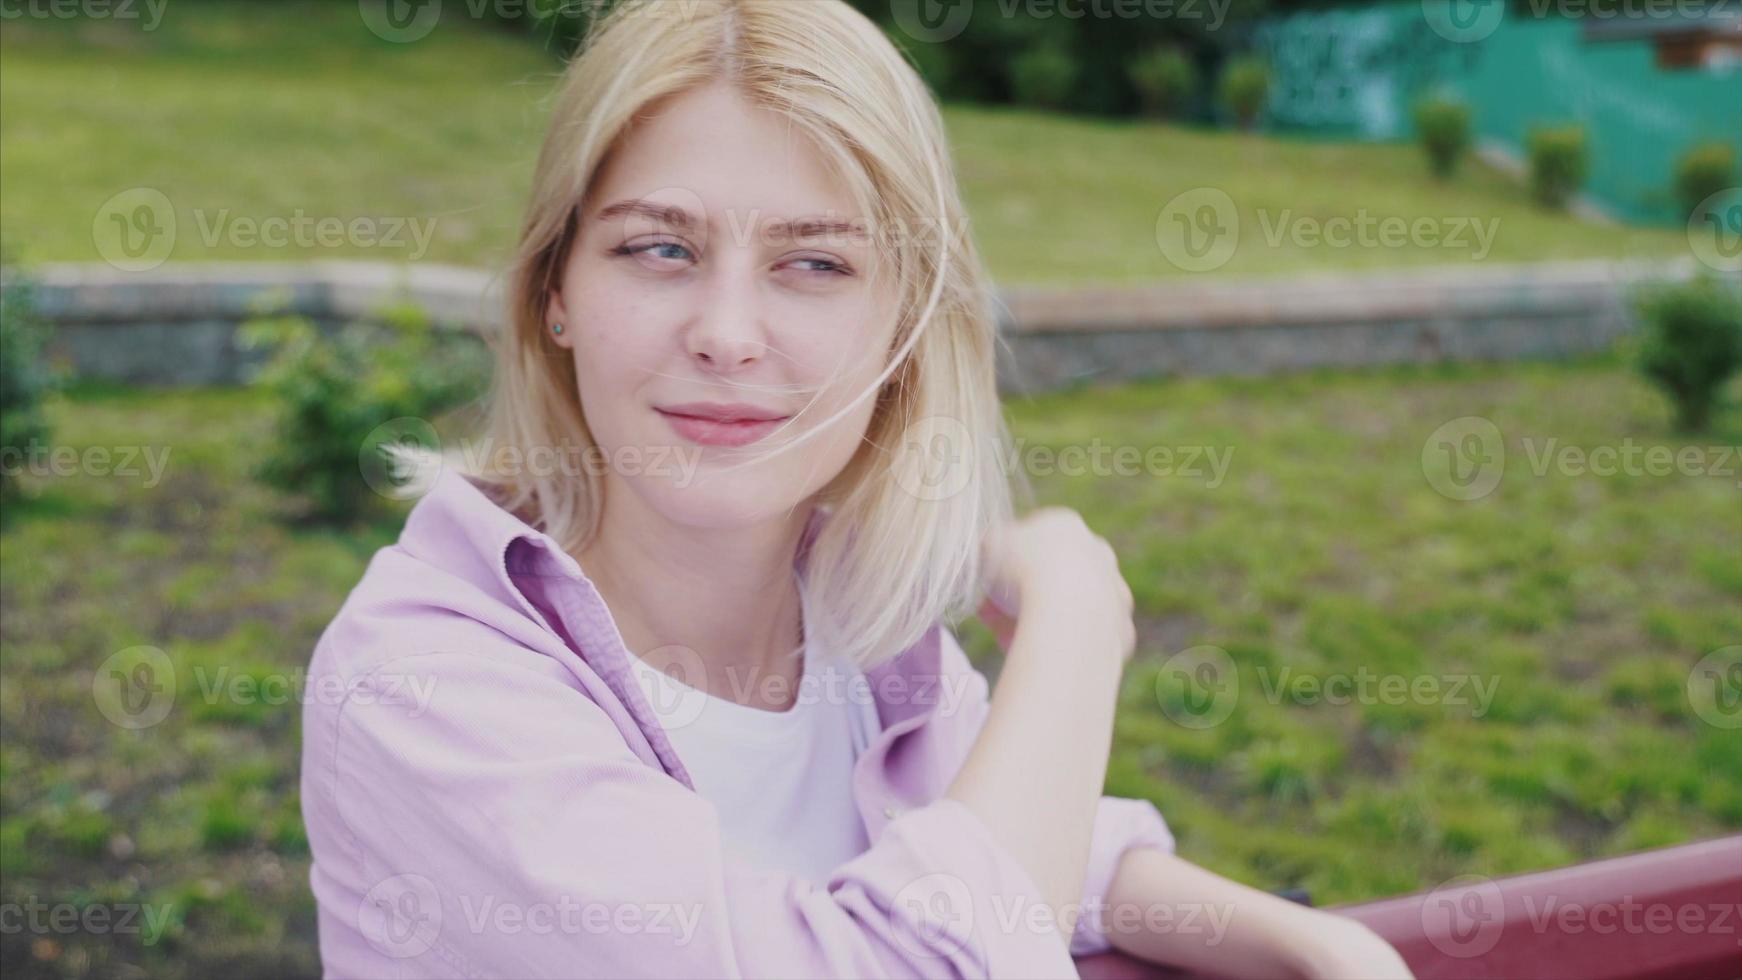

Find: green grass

[3,362,1738,975]
[0,1,1692,283]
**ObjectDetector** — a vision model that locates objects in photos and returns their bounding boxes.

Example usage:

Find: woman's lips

[656,409,789,447]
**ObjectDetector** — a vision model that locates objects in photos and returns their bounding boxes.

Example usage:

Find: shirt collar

[398,465,945,730]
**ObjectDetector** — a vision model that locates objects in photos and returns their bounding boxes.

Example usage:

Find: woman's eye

[612,240,694,263]
[788,256,851,276]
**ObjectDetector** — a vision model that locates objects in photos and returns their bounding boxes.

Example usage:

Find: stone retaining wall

[7,259,1707,392]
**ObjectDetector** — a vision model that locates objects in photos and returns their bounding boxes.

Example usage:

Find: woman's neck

[577,490,812,712]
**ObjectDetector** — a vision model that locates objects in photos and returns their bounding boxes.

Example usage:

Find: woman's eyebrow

[594,199,867,243]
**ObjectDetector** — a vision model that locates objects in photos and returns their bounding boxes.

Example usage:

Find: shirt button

[883,804,902,819]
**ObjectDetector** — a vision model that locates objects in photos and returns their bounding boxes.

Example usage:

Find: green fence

[1253,3,1742,225]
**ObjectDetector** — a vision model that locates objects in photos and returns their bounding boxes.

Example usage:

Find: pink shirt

[300,467,1177,978]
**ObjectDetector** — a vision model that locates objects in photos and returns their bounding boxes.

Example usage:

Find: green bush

[1413,97,1472,179]
[1010,44,1077,112]
[1634,276,1742,433]
[1,262,56,505]
[1127,47,1196,120]
[1527,125,1588,209]
[1219,56,1269,130]
[240,301,487,523]
[1674,141,1737,221]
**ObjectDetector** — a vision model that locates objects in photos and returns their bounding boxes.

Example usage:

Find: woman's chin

[637,478,805,532]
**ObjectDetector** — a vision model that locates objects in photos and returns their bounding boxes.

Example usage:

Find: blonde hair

[467,0,1019,671]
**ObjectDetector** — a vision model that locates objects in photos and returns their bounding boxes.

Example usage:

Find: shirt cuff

[832,796,1084,978]
[1069,796,1178,957]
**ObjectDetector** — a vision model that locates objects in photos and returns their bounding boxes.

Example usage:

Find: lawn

[0,1,1694,283]
[2,361,1737,977]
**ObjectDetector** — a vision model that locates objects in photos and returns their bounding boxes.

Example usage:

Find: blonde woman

[300,1,1413,976]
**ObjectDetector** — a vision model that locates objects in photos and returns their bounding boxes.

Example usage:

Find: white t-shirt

[625,619,883,882]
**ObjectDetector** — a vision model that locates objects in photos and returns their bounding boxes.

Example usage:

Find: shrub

[1527,125,1588,209]
[1218,56,1269,130]
[0,261,56,505]
[1010,43,1077,112]
[1413,97,1472,179]
[240,301,488,523]
[1127,47,1196,120]
[1674,141,1737,221]
[1634,276,1742,433]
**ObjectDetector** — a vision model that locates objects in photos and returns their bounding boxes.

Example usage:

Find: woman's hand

[1289,913,1416,980]
[977,506,1136,665]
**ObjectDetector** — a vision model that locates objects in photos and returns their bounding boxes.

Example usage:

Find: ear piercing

[552,322,565,335]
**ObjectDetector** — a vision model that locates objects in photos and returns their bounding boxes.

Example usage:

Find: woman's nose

[685,271,770,371]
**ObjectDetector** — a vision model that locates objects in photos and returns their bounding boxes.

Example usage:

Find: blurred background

[1,1,1739,977]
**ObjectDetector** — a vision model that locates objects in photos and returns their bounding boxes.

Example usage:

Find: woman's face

[548,81,899,530]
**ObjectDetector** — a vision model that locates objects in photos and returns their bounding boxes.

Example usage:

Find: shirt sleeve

[310,646,1083,979]
[933,628,1178,958]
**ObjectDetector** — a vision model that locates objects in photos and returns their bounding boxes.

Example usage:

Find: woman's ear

[546,287,574,349]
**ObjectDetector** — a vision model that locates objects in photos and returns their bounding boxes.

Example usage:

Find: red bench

[1074,835,1742,980]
